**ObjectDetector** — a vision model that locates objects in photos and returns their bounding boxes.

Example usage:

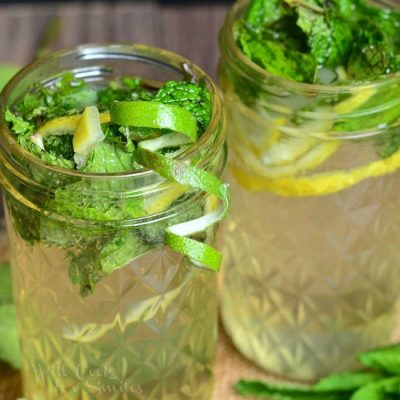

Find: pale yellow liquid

[221,102,400,381]
[7,215,217,400]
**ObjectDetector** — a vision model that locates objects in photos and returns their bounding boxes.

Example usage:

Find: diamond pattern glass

[221,170,400,381]
[7,207,217,400]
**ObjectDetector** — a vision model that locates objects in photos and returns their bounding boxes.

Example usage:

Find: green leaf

[334,83,400,133]
[154,80,211,133]
[351,377,400,400]
[295,1,352,69]
[82,142,135,174]
[97,76,154,111]
[0,265,21,369]
[237,0,400,83]
[237,22,316,83]
[244,0,287,26]
[16,72,97,122]
[347,17,400,80]
[235,380,352,399]
[5,108,34,136]
[315,371,386,392]
[359,344,400,374]
[40,152,75,169]
[43,134,74,161]
[97,231,152,274]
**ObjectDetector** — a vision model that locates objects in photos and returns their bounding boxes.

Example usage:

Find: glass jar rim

[221,0,400,95]
[0,43,224,182]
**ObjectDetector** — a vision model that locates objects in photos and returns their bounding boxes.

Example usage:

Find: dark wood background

[0,2,229,399]
[0,2,229,78]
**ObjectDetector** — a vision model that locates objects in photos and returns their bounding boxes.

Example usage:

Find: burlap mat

[212,326,274,400]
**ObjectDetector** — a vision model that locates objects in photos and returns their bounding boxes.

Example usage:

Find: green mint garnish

[236,0,400,84]
[236,342,400,399]
[5,72,228,296]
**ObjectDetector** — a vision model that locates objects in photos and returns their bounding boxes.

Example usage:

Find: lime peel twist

[136,136,229,270]
[110,101,229,271]
[110,100,198,142]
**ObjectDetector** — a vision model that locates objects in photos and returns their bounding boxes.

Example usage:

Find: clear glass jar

[0,44,226,399]
[219,0,400,381]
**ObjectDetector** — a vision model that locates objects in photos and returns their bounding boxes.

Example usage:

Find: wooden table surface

[0,2,274,400]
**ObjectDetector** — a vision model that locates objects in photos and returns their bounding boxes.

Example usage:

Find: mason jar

[218,0,400,381]
[0,44,226,399]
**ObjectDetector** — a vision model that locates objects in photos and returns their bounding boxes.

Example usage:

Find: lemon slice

[73,106,105,168]
[231,148,400,197]
[233,139,340,179]
[333,87,376,114]
[143,183,187,215]
[230,86,379,193]
[31,112,110,151]
[36,112,110,137]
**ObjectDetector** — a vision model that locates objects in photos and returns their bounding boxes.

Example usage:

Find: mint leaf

[97,231,152,274]
[7,198,41,245]
[43,134,74,161]
[245,0,286,26]
[235,379,351,399]
[0,265,21,369]
[5,108,34,136]
[359,344,400,374]
[347,16,400,80]
[16,72,97,122]
[82,142,135,173]
[154,80,211,133]
[237,21,316,83]
[378,129,400,159]
[351,377,400,400]
[237,0,400,83]
[69,230,152,296]
[334,84,400,133]
[40,152,75,169]
[49,181,145,221]
[97,76,154,111]
[315,371,385,392]
[284,0,353,70]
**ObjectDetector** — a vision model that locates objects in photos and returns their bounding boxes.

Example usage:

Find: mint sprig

[236,343,400,399]
[236,0,400,84]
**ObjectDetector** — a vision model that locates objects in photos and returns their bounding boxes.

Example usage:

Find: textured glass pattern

[7,215,217,400]
[221,170,400,381]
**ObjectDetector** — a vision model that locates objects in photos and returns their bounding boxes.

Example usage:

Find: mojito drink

[219,0,400,381]
[0,45,227,399]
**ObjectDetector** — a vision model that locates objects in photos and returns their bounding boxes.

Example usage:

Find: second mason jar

[219,0,400,381]
[0,44,226,399]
